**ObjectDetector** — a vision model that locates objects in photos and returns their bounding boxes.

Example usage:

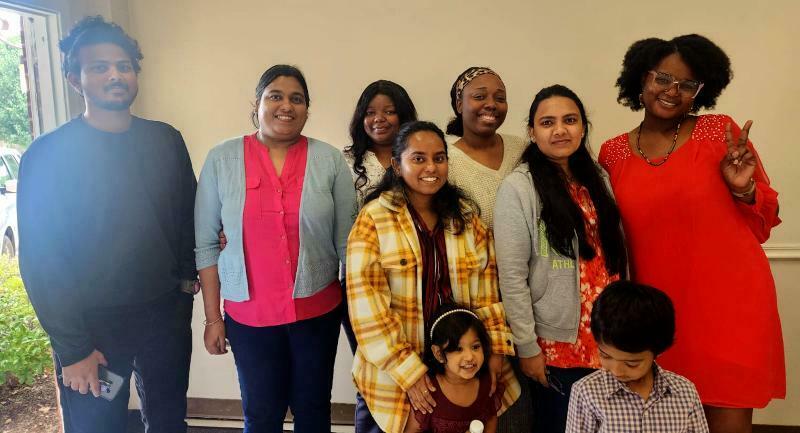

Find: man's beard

[89,83,137,111]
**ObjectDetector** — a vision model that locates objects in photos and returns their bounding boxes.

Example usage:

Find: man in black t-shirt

[18,16,196,433]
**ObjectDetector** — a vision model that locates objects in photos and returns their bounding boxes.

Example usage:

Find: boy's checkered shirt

[566,363,709,432]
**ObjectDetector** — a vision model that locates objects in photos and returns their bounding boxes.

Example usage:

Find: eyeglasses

[648,70,704,98]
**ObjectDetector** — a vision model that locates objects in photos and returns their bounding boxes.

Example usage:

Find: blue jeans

[225,306,341,433]
[55,290,193,433]
[530,366,595,433]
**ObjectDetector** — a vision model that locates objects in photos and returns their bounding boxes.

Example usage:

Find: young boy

[566,281,709,432]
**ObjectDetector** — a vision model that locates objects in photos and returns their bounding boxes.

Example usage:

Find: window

[3,153,19,178]
[0,2,68,151]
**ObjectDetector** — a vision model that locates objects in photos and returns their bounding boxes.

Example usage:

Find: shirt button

[285,259,290,264]
[281,235,286,239]
[280,211,285,215]
[277,188,282,193]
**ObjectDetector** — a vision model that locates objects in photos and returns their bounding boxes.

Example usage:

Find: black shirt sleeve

[174,129,197,280]
[18,135,94,366]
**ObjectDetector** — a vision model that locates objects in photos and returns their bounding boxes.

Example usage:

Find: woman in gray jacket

[494,85,627,433]
[194,65,356,433]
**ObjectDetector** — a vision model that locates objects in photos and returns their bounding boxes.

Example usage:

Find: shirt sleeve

[686,383,711,432]
[346,209,427,391]
[722,116,781,242]
[173,129,198,279]
[494,177,540,358]
[332,150,357,264]
[470,214,515,356]
[565,382,599,433]
[194,148,223,270]
[18,141,94,366]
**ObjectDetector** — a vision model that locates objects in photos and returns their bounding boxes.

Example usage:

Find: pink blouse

[224,134,340,327]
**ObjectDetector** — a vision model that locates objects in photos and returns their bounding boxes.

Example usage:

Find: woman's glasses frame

[648,70,704,99]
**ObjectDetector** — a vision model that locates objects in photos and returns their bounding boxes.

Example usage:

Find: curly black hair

[615,34,732,112]
[59,15,143,77]
[345,80,417,194]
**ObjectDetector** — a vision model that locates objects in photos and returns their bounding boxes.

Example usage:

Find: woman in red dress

[599,34,785,433]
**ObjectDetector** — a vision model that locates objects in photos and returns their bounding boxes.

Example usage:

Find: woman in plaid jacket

[346,121,520,433]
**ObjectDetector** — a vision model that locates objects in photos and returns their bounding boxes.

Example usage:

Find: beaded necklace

[635,117,683,166]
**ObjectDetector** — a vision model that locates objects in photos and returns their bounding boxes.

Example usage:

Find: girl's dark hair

[59,16,143,77]
[424,304,491,376]
[616,34,732,112]
[445,66,501,136]
[522,85,627,277]
[364,121,477,235]
[345,80,418,193]
[252,64,310,127]
[591,281,675,355]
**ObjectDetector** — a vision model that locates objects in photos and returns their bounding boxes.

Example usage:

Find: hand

[203,318,228,355]
[218,230,227,251]
[61,350,107,397]
[487,353,503,396]
[406,375,437,414]
[519,353,548,387]
[721,120,757,193]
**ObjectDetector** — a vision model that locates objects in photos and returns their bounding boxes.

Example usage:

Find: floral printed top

[538,183,618,369]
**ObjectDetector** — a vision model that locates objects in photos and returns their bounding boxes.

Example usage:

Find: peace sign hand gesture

[720,120,757,200]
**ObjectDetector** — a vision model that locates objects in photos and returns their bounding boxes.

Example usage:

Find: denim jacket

[194,135,356,302]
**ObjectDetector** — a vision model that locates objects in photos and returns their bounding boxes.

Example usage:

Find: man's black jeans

[55,290,193,433]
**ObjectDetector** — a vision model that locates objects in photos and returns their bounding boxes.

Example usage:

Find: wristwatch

[180,279,201,295]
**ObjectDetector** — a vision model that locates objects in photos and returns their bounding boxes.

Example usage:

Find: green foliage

[0,257,51,385]
[0,36,32,149]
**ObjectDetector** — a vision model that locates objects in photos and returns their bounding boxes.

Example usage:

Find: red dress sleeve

[720,116,781,243]
[598,133,630,175]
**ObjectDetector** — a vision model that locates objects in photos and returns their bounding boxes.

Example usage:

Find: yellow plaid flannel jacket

[346,191,520,433]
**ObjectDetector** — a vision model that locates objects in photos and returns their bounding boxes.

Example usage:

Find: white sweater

[447,133,528,229]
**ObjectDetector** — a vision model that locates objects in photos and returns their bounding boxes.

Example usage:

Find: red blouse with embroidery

[538,183,619,369]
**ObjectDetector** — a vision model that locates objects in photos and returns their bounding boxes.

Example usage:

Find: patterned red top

[538,183,619,369]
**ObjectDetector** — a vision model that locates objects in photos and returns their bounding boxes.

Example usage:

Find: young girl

[403,304,505,433]
[494,85,627,433]
[346,121,519,433]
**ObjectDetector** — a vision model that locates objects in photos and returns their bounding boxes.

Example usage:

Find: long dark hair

[364,121,477,235]
[522,85,627,277]
[345,80,418,193]
[424,304,491,377]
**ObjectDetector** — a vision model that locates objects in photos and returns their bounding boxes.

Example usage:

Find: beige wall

[123,0,799,425]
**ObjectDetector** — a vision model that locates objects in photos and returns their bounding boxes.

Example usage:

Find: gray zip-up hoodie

[494,162,616,358]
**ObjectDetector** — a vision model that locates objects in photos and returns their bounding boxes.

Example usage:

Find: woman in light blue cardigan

[194,64,356,433]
